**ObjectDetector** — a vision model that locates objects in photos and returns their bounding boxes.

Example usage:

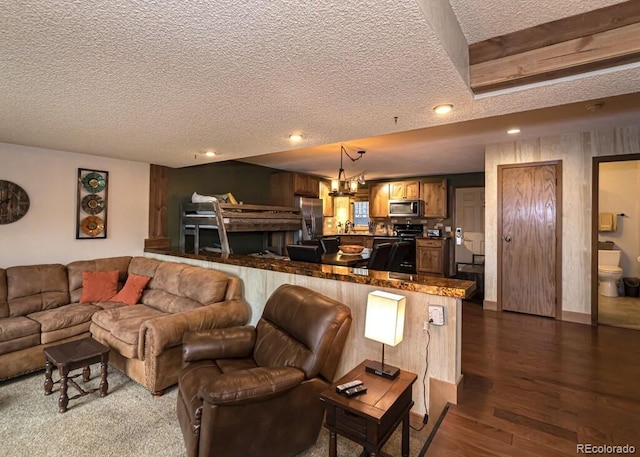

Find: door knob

[503,235,512,242]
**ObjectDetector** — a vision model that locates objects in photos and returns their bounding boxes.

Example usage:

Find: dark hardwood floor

[425,301,640,456]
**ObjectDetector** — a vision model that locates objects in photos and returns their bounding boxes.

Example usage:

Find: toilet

[598,249,623,297]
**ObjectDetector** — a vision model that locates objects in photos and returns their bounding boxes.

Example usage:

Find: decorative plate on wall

[81,172,106,193]
[76,169,108,239]
[81,194,105,215]
[80,216,105,237]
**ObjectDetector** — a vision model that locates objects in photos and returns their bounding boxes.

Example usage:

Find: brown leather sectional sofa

[0,256,249,395]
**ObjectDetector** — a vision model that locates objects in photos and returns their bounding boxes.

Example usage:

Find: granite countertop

[145,248,476,299]
[325,233,452,240]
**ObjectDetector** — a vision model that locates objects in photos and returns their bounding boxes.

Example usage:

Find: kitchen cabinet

[293,173,320,197]
[369,183,390,218]
[269,171,320,205]
[420,179,448,218]
[389,181,420,200]
[319,179,334,216]
[417,238,450,276]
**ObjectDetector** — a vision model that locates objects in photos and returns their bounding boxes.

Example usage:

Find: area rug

[0,367,431,456]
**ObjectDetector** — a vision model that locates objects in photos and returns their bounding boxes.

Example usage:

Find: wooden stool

[43,338,110,413]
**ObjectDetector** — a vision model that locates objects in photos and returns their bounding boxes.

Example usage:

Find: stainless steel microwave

[388,200,423,217]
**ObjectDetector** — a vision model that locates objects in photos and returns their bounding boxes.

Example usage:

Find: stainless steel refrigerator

[295,196,323,241]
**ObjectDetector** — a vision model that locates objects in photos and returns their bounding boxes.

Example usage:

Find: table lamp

[364,290,406,379]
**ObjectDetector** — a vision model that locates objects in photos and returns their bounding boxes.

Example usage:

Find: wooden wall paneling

[471,23,640,93]
[485,125,640,321]
[469,1,640,64]
[145,164,169,249]
[469,1,640,93]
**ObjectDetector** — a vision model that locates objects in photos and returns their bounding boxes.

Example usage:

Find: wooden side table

[43,338,110,413]
[320,359,417,457]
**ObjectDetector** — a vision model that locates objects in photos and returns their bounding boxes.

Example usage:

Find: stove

[393,223,424,237]
[392,224,423,273]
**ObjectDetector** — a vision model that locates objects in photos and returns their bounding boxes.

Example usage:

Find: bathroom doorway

[593,154,640,330]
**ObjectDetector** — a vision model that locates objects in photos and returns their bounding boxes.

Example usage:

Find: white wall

[599,160,640,278]
[485,125,640,318]
[0,143,150,267]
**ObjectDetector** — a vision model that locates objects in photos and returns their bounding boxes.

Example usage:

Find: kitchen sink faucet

[344,220,353,233]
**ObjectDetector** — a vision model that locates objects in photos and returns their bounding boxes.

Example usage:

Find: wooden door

[499,162,561,318]
[454,187,485,265]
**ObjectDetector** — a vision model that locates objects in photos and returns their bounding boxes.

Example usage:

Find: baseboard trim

[428,376,463,426]
[561,310,591,325]
[483,300,498,311]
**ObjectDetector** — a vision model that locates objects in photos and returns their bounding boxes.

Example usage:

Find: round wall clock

[0,180,30,225]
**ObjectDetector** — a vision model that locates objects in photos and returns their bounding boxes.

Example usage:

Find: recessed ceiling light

[204,151,216,157]
[507,128,521,135]
[289,133,303,141]
[433,104,453,115]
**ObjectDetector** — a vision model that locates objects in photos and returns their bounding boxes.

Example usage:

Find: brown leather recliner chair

[176,284,352,457]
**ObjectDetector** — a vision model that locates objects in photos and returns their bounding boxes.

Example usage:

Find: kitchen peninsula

[144,247,475,419]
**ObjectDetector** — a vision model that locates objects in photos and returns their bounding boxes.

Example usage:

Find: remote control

[344,384,367,397]
[336,379,363,393]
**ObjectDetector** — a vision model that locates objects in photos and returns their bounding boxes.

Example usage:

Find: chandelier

[329,145,366,197]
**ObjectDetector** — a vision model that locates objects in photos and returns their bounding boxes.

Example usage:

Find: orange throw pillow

[79,270,119,303]
[111,273,151,305]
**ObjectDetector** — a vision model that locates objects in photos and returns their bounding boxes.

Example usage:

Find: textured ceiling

[1,0,638,176]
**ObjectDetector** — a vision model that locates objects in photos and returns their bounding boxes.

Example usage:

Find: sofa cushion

[92,305,166,346]
[131,260,229,313]
[0,268,8,318]
[79,271,119,303]
[128,257,161,279]
[137,290,202,314]
[6,264,70,316]
[94,301,129,311]
[28,303,101,333]
[0,334,41,356]
[67,256,132,304]
[0,316,40,343]
[111,273,151,305]
[0,317,41,355]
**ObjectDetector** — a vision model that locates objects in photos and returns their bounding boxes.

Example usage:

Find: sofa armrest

[182,326,256,363]
[199,366,305,405]
[138,298,250,360]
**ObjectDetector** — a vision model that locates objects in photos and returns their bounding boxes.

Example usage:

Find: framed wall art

[76,168,109,239]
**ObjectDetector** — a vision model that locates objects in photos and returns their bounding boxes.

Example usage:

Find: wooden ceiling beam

[469,0,640,94]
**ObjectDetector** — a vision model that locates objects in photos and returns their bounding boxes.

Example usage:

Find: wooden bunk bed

[179,201,303,254]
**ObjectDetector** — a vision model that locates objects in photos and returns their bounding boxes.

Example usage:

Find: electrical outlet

[428,305,445,326]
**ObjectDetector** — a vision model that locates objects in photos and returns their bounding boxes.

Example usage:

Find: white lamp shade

[364,291,406,347]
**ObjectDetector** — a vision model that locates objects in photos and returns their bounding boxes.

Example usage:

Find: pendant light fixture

[329,145,366,197]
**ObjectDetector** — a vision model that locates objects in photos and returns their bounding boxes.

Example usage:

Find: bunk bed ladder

[212,200,231,254]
